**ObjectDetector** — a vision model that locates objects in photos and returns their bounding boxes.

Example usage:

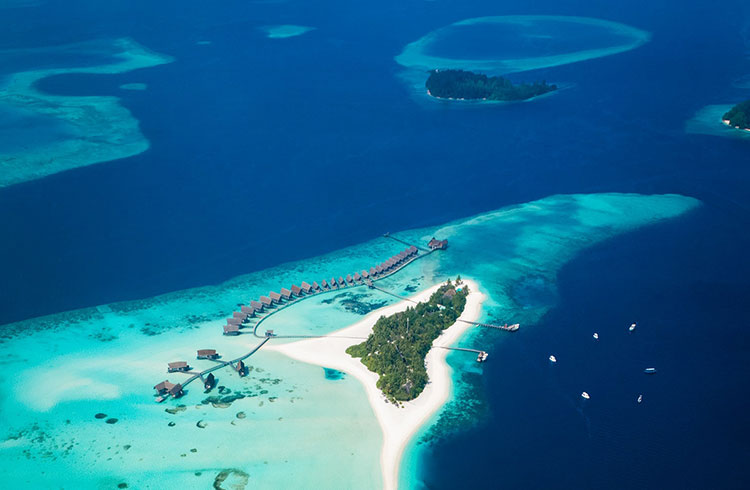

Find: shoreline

[268,278,485,490]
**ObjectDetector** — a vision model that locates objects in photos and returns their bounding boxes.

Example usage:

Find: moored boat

[637,394,643,403]
[644,367,657,374]
[593,332,599,340]
[549,355,557,363]
[629,322,637,332]
[581,391,590,399]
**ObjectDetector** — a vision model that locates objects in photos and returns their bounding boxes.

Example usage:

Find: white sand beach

[268,278,485,490]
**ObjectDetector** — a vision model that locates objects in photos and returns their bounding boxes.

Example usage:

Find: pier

[383,232,430,253]
[437,346,490,362]
[459,319,520,332]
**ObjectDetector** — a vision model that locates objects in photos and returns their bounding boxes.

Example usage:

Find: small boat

[644,367,657,374]
[155,395,166,403]
[581,392,590,400]
[549,355,557,363]
[629,322,637,332]
[637,394,643,403]
[593,332,599,340]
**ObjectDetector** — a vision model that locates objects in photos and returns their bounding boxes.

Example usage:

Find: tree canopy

[347,280,469,402]
[425,69,557,101]
[723,100,750,130]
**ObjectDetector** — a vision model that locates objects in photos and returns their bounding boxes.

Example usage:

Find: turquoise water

[0,193,698,488]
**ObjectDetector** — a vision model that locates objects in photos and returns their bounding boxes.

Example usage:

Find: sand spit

[269,279,484,490]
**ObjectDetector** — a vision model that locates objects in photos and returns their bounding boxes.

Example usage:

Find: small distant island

[425,69,557,101]
[346,279,468,402]
[722,99,750,130]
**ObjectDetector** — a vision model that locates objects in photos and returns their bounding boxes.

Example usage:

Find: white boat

[581,392,590,400]
[593,332,599,340]
[549,355,557,363]
[637,394,643,403]
[629,322,637,332]
[644,367,657,374]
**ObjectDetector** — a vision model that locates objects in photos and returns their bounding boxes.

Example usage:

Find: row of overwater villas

[223,245,420,335]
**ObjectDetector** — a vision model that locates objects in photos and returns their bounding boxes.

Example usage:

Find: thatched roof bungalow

[197,349,218,359]
[168,361,190,373]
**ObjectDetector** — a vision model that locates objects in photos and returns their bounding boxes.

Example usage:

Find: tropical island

[346,279,468,402]
[425,69,557,101]
[722,99,750,130]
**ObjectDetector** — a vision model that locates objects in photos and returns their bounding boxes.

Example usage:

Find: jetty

[438,346,490,362]
[459,319,520,332]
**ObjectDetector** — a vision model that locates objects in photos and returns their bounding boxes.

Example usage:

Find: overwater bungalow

[236,360,247,377]
[260,295,273,307]
[197,349,219,360]
[204,372,216,390]
[168,361,190,373]
[241,305,255,316]
[265,329,276,337]
[321,279,329,290]
[346,274,353,284]
[154,380,176,394]
[233,311,247,321]
[291,284,302,296]
[227,317,241,326]
[280,288,292,300]
[409,245,418,254]
[269,291,282,303]
[250,300,264,312]
[361,270,369,279]
[338,276,346,287]
[329,278,338,289]
[370,266,378,277]
[169,383,184,398]
[301,282,313,293]
[353,272,361,282]
[375,265,383,275]
[224,324,240,336]
[428,237,448,250]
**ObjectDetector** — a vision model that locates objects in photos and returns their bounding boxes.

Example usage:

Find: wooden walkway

[157,236,446,397]
[383,233,430,253]
[246,248,433,339]
[459,319,520,332]
[178,337,271,389]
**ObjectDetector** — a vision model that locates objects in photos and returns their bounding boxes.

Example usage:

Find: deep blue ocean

[1,0,748,488]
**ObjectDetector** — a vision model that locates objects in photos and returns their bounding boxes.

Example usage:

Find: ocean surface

[1,0,749,488]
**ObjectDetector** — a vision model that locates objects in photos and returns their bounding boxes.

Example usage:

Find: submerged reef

[396,15,650,75]
[0,38,173,187]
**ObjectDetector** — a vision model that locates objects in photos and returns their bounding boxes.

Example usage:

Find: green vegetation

[723,100,750,130]
[346,280,469,402]
[425,69,557,101]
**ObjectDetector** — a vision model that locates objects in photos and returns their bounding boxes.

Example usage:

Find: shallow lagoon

[0,192,698,488]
